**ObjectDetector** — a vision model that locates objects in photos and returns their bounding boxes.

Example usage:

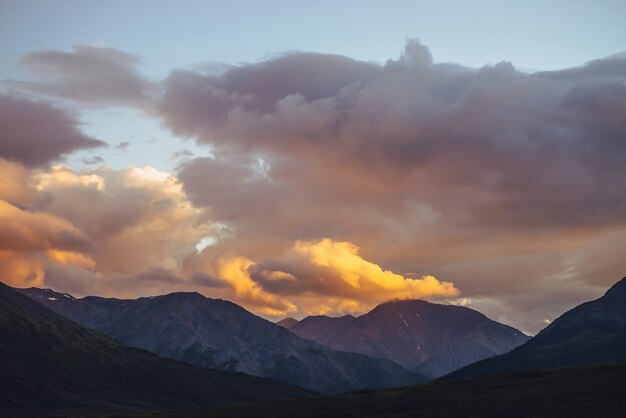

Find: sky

[1,0,625,334]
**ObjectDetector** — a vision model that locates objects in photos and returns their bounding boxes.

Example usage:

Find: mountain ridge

[446,277,626,379]
[17,286,425,393]
[0,282,309,415]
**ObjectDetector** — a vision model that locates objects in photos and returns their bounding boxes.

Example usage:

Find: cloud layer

[2,41,626,332]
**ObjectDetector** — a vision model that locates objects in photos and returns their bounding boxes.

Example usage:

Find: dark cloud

[8,46,157,107]
[163,40,626,230]
[0,96,106,167]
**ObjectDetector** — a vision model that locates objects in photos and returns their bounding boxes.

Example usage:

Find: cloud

[3,41,626,332]
[251,239,458,314]
[156,40,626,330]
[0,96,106,167]
[0,163,95,287]
[8,46,157,107]
[0,160,212,296]
[179,239,457,317]
[115,141,130,152]
[162,40,626,230]
[31,164,211,275]
[82,156,104,165]
[0,200,92,253]
[0,158,36,205]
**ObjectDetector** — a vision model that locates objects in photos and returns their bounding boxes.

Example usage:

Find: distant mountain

[276,317,299,328]
[18,288,424,393]
[447,277,626,379]
[290,300,529,378]
[0,282,308,415]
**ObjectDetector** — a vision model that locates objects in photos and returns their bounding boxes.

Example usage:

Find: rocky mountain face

[0,283,309,415]
[17,288,424,393]
[290,300,529,378]
[448,277,626,379]
[276,317,299,328]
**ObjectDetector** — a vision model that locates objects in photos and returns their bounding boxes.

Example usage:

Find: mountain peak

[605,277,626,298]
[276,317,299,329]
[150,291,205,300]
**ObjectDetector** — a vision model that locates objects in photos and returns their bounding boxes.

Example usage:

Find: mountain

[276,317,300,328]
[289,300,529,378]
[0,282,309,416]
[447,277,626,379]
[17,287,424,393]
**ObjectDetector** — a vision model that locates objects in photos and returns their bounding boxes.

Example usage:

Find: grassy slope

[155,363,626,418]
[0,283,310,416]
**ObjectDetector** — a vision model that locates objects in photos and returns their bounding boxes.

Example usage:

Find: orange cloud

[0,196,93,287]
[293,239,458,299]
[215,256,297,316]
[185,239,458,317]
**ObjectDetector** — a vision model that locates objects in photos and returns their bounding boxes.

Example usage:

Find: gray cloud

[0,96,106,167]
[8,46,157,107]
[83,156,104,165]
[163,40,626,230]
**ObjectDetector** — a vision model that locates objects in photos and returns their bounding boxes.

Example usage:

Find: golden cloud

[293,239,458,299]
[186,239,458,318]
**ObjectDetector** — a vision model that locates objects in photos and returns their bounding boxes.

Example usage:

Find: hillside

[0,283,309,416]
[448,277,626,379]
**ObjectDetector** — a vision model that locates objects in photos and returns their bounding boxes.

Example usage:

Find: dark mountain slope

[18,288,424,393]
[158,363,626,418]
[448,277,626,379]
[290,300,529,378]
[0,282,309,416]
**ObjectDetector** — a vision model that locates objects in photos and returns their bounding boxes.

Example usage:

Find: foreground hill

[18,288,424,393]
[290,300,529,377]
[448,277,626,379]
[157,364,626,418]
[0,283,309,416]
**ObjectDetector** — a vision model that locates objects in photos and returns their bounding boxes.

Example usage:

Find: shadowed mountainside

[18,287,424,393]
[0,282,309,416]
[447,277,626,379]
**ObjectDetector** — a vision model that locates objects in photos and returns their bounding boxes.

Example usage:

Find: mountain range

[17,288,423,393]
[288,300,530,377]
[0,282,308,415]
[5,276,626,416]
[447,276,626,379]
